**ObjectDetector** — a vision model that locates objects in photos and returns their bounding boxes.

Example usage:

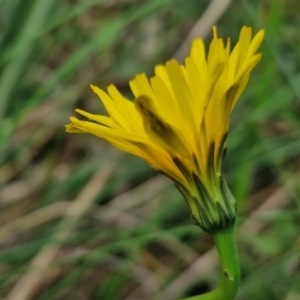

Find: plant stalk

[182,225,240,300]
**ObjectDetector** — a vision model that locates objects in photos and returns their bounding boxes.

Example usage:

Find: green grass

[1,0,300,299]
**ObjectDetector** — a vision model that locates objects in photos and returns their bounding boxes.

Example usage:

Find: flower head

[66,26,264,233]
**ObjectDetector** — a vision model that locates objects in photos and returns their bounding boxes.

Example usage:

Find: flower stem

[182,225,240,300]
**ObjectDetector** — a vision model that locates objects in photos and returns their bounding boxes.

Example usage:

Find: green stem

[182,225,240,300]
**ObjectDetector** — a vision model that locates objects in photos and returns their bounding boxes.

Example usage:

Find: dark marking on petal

[225,83,241,105]
[173,157,191,181]
[135,95,171,134]
[216,132,228,167]
[135,95,189,158]
[192,153,201,173]
[206,62,225,101]
[207,142,216,182]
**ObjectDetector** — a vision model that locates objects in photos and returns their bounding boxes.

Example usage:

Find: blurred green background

[1,0,300,299]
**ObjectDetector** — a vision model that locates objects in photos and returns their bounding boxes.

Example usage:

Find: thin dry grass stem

[101,203,200,265]
[0,165,48,208]
[0,201,71,244]
[157,235,199,265]
[5,159,118,300]
[124,267,167,300]
[97,174,200,263]
[0,69,97,186]
[161,184,291,300]
[96,178,171,227]
[103,253,166,300]
[174,0,234,62]
[0,128,54,188]
[241,185,289,232]
[103,174,171,215]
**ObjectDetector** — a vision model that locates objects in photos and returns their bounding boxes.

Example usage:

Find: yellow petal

[135,95,190,160]
[190,39,206,82]
[150,75,183,127]
[154,64,172,91]
[237,26,252,70]
[245,29,265,61]
[106,84,144,133]
[68,116,187,185]
[165,59,196,135]
[90,84,133,131]
[75,109,117,128]
[67,26,264,200]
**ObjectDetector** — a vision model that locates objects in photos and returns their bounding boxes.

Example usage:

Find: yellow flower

[66,26,264,232]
